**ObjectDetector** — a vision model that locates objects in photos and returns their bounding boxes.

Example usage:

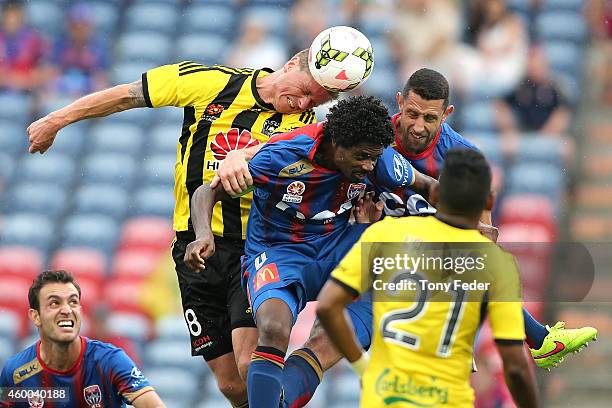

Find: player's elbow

[316,290,338,322]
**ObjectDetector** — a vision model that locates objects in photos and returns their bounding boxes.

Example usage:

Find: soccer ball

[308,26,374,92]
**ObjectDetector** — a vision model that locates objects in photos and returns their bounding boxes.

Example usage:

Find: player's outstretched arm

[496,342,539,408]
[184,183,231,270]
[27,80,147,154]
[211,143,264,196]
[317,280,369,377]
[131,390,166,408]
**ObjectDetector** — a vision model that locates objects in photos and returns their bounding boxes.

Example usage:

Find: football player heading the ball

[26,26,373,408]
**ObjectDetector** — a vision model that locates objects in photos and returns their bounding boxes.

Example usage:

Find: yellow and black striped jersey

[331,216,525,408]
[142,62,316,239]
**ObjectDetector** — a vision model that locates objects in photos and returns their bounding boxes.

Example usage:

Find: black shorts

[172,232,256,361]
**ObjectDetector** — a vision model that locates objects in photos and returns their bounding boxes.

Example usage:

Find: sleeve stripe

[124,386,155,403]
[330,277,360,298]
[141,73,152,108]
[494,339,525,345]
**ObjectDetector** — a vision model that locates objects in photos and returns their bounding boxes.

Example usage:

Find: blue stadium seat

[241,6,288,37]
[131,186,174,218]
[125,3,178,36]
[82,153,137,187]
[536,11,587,43]
[116,32,172,65]
[141,154,176,187]
[144,339,204,373]
[543,41,582,77]
[461,101,497,133]
[328,369,360,403]
[555,72,581,104]
[369,37,394,68]
[145,368,198,404]
[516,136,564,165]
[39,95,76,117]
[357,12,389,38]
[26,1,62,37]
[7,182,67,217]
[0,92,32,125]
[176,34,229,64]
[87,2,120,35]
[89,123,145,155]
[506,163,565,198]
[506,0,532,13]
[19,152,75,187]
[155,315,190,342]
[362,67,398,102]
[0,337,14,368]
[106,312,151,343]
[0,153,15,189]
[0,213,55,252]
[183,5,236,36]
[73,184,129,219]
[0,309,21,342]
[0,120,26,155]
[50,124,88,157]
[150,108,183,129]
[104,106,155,127]
[149,124,180,154]
[110,61,156,86]
[466,136,503,165]
[542,0,584,11]
[61,214,119,252]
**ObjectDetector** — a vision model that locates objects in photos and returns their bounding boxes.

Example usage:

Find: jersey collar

[37,336,87,376]
[252,68,275,111]
[392,113,442,160]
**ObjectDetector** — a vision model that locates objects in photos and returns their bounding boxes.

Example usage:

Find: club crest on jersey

[27,396,44,408]
[262,118,281,136]
[347,183,366,200]
[83,385,103,408]
[207,128,260,171]
[283,181,305,203]
[201,103,224,122]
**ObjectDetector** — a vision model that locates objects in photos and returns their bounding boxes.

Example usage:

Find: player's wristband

[349,351,370,377]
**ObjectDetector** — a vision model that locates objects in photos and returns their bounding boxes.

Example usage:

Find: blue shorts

[242,223,373,348]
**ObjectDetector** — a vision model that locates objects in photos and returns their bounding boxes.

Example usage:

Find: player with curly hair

[185,95,436,407]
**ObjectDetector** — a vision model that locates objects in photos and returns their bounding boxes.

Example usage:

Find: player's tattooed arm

[27,80,148,154]
[184,184,231,270]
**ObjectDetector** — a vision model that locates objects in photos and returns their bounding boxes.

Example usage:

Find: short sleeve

[370,147,415,189]
[104,348,154,404]
[142,62,224,109]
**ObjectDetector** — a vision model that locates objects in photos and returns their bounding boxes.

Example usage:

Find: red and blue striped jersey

[377,114,479,217]
[0,337,153,407]
[245,122,416,257]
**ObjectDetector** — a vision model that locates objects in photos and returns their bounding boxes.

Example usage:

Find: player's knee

[216,376,247,403]
[258,318,291,347]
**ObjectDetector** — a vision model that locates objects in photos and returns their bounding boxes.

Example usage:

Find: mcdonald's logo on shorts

[254,263,280,292]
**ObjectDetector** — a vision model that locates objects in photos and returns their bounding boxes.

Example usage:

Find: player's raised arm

[27,80,146,154]
[184,183,231,270]
[496,342,539,408]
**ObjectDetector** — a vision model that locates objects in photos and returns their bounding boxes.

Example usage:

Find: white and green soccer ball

[308,26,374,92]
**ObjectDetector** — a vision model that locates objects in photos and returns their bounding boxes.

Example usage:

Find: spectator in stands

[226,15,287,69]
[44,3,109,96]
[0,270,166,408]
[389,0,480,95]
[467,0,529,94]
[496,46,571,136]
[0,0,46,93]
